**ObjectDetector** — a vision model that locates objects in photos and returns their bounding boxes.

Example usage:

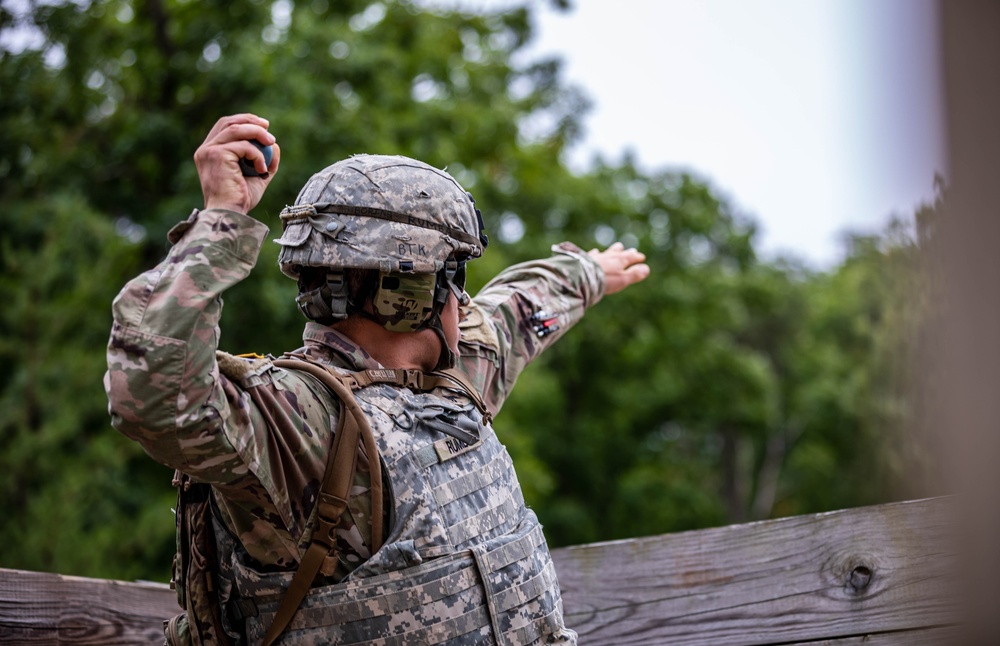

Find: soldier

[105,114,649,645]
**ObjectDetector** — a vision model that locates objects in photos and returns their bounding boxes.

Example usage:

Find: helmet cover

[275,155,487,278]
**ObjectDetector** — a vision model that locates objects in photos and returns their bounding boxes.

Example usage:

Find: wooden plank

[551,497,957,646]
[0,498,957,645]
[790,625,960,645]
[0,568,177,645]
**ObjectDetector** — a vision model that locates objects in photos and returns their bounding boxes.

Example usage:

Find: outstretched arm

[458,241,650,414]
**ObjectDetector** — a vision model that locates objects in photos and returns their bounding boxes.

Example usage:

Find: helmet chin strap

[413,259,466,370]
[296,270,349,323]
[425,268,459,370]
[362,266,461,370]
[427,315,457,371]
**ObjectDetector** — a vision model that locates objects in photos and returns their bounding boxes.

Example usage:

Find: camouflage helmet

[275,155,488,278]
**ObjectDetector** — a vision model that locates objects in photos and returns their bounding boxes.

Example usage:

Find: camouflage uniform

[106,205,604,644]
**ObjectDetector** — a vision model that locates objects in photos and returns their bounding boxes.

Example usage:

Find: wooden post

[934,1,1000,642]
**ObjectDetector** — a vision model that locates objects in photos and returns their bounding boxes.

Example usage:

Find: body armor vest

[213,369,577,645]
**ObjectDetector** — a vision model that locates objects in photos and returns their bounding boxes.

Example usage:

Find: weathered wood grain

[0,498,957,645]
[793,625,960,645]
[551,497,957,646]
[0,568,178,645]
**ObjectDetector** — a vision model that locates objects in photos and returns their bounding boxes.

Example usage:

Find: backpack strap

[261,358,383,646]
[282,351,492,422]
[429,368,494,423]
[170,471,234,646]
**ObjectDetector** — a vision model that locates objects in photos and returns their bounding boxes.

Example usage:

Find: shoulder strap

[428,368,494,423]
[283,351,492,422]
[341,366,492,424]
[260,358,384,646]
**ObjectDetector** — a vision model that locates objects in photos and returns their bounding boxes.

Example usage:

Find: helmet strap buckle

[438,258,469,306]
[295,270,349,322]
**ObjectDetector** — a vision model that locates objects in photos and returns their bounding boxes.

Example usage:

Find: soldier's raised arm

[104,115,280,475]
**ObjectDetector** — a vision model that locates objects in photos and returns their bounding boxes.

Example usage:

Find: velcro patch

[216,350,271,382]
[457,301,499,351]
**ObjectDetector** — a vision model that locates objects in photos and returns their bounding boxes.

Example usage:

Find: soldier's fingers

[209,122,276,147]
[231,139,278,176]
[267,142,281,175]
[196,138,253,165]
[624,249,647,266]
[602,260,650,294]
[603,248,645,269]
[203,114,270,143]
[625,263,651,284]
[251,140,282,178]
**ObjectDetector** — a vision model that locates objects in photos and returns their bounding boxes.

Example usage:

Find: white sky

[522,0,946,267]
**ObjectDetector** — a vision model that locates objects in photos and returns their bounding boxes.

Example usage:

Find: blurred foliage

[0,0,937,580]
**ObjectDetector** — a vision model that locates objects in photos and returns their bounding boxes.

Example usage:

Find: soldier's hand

[589,242,650,295]
[194,114,281,214]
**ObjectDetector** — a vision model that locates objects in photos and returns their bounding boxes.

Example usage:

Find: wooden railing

[551,497,956,645]
[0,497,955,645]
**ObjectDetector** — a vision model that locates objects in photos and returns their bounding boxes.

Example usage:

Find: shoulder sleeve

[105,210,348,563]
[105,208,272,477]
[457,242,606,415]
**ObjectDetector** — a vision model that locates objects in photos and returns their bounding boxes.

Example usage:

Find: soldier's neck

[331,318,441,372]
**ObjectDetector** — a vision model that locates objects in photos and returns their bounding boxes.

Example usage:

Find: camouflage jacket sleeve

[457,242,606,415]
[106,209,375,571]
[105,208,274,476]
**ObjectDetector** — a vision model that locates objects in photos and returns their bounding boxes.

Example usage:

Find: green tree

[0,195,174,579]
[0,0,597,579]
[0,0,935,580]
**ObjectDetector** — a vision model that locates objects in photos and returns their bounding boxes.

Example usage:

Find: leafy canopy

[0,0,932,579]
